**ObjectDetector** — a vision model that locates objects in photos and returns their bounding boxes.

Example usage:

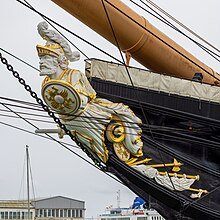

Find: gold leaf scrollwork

[45,86,74,112]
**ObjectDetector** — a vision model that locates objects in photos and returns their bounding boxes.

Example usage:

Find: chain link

[0,52,107,171]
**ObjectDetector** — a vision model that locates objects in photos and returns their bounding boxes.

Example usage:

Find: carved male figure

[35,22,207,198]
[37,21,143,163]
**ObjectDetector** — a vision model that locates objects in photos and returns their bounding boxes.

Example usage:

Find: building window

[12,212,16,219]
[60,210,63,218]
[48,209,51,217]
[51,209,55,217]
[76,210,79,218]
[55,209,59,218]
[79,210,82,218]
[67,210,71,218]
[40,209,43,217]
[137,217,148,220]
[44,209,47,218]
[17,212,20,219]
[5,212,8,219]
[72,210,76,218]
[24,212,28,219]
[0,212,5,219]
[63,209,67,218]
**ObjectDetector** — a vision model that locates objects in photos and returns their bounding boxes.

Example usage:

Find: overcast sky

[0,0,220,218]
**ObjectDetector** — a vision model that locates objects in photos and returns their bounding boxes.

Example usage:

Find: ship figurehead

[36,21,208,199]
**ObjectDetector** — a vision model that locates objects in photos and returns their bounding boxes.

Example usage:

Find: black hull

[91,78,220,219]
[107,153,220,220]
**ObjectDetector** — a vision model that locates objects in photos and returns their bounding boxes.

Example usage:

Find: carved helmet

[36,21,80,62]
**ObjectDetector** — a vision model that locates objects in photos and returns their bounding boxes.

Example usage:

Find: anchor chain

[0,52,107,171]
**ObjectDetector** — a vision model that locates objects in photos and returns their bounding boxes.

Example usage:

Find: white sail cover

[86,59,220,104]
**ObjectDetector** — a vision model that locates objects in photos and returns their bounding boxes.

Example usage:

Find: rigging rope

[101,0,178,193]
[0,48,40,72]
[141,0,220,54]
[103,0,220,83]
[98,3,219,214]
[26,147,37,204]
[1,53,219,218]
[1,42,220,141]
[0,52,124,186]
[23,0,89,60]
[15,0,220,83]
[129,0,220,62]
[15,0,123,65]
[1,106,220,150]
[1,2,219,215]
[0,120,79,149]
[0,99,145,128]
[1,107,220,151]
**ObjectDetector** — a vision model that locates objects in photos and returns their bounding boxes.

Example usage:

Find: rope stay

[15,0,220,82]
[140,0,220,54]
[0,52,108,171]
[130,0,220,62]
[101,0,179,199]
[1,1,219,217]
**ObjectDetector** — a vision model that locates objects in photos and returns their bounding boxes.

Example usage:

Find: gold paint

[113,142,130,162]
[60,101,91,122]
[132,145,143,157]
[134,136,141,144]
[189,188,208,194]
[129,158,152,166]
[106,123,125,143]
[45,86,74,112]
[126,157,138,165]
[73,130,108,163]
[43,69,96,101]
[42,76,50,87]
[158,172,200,180]
[36,43,64,58]
[147,159,182,172]
[58,69,69,80]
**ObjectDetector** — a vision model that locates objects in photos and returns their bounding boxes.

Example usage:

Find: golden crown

[36,43,64,58]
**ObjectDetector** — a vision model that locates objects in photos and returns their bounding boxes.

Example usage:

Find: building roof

[0,196,85,209]
[34,196,84,204]
[32,196,85,209]
[0,200,34,209]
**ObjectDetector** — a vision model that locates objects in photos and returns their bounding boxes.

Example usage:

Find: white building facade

[0,196,85,220]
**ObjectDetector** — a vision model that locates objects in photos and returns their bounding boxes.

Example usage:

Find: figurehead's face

[39,55,59,76]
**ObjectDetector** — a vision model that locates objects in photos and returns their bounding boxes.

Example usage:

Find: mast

[116,190,120,208]
[51,0,220,85]
[26,145,30,220]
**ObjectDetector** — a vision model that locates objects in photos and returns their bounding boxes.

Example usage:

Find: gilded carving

[36,21,207,197]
